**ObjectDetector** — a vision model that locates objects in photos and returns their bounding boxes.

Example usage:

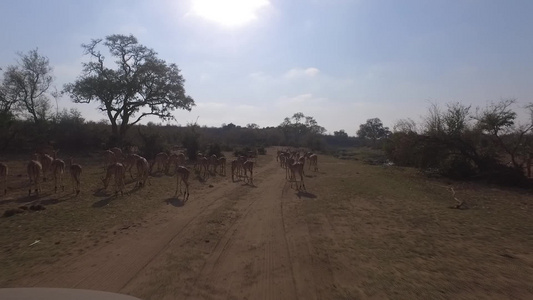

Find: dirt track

[18,153,328,299]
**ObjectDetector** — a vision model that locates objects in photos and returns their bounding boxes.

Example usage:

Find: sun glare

[190,0,269,27]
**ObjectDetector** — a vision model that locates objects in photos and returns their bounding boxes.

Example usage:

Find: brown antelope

[123,153,141,178]
[102,163,126,196]
[68,158,82,196]
[197,156,209,179]
[51,158,66,193]
[38,153,53,182]
[288,161,306,190]
[209,154,218,173]
[0,162,8,194]
[27,159,42,196]
[154,152,169,174]
[103,150,116,170]
[175,166,190,200]
[231,159,240,182]
[136,156,150,187]
[167,152,186,174]
[307,153,318,172]
[217,157,226,175]
[242,160,255,185]
[110,147,124,162]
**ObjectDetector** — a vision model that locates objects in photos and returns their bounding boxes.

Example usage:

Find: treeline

[376,99,533,187]
[0,109,360,156]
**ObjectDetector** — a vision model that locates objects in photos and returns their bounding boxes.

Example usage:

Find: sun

[190,0,270,27]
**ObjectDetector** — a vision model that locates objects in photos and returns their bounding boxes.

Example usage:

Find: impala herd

[0,146,319,202]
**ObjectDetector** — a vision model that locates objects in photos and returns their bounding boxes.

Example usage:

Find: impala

[51,158,66,193]
[102,163,126,196]
[217,157,227,175]
[307,154,318,172]
[39,153,53,182]
[68,158,82,196]
[103,150,116,170]
[288,161,306,191]
[27,159,42,196]
[154,152,169,174]
[136,156,150,187]
[175,166,190,200]
[242,160,255,185]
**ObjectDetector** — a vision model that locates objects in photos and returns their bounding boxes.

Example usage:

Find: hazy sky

[1,0,532,135]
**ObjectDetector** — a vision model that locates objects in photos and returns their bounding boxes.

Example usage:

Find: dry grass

[302,149,533,299]
[0,152,225,286]
[1,148,532,299]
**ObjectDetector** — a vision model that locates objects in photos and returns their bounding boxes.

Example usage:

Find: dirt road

[19,154,326,299]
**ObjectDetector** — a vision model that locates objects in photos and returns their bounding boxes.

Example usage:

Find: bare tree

[1,49,53,123]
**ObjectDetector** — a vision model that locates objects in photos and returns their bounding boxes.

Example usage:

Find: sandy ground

[15,154,328,300]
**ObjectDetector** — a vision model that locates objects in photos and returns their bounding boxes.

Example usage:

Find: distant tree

[473,99,533,169]
[64,34,195,144]
[334,129,348,138]
[247,123,259,129]
[1,49,54,123]
[357,118,390,146]
[278,112,325,147]
[393,118,417,133]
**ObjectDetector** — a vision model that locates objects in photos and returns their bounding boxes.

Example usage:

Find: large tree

[1,49,54,123]
[357,118,390,145]
[64,34,195,144]
[279,112,325,147]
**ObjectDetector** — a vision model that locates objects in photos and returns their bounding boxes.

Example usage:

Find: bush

[439,155,476,179]
[182,131,200,161]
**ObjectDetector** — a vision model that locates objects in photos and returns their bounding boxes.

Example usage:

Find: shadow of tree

[296,191,317,199]
[92,196,116,208]
[164,197,185,207]
[93,189,110,197]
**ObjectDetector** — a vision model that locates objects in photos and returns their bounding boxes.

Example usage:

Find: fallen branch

[449,187,468,209]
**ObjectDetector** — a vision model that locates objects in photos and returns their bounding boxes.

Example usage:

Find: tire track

[187,155,298,300]
[27,173,244,292]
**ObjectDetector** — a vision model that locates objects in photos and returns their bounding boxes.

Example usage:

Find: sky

[1,0,532,135]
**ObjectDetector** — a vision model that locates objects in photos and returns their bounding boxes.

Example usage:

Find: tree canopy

[64,34,195,144]
[357,118,390,145]
[1,49,54,123]
[278,112,326,148]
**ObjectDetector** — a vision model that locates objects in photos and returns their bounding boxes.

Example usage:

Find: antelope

[51,157,66,193]
[288,161,306,190]
[123,153,142,178]
[175,166,190,200]
[168,152,186,174]
[103,150,116,170]
[68,158,82,196]
[217,157,227,175]
[102,163,126,196]
[242,160,255,185]
[39,153,53,182]
[247,150,257,165]
[0,162,8,194]
[285,157,295,180]
[154,152,169,174]
[231,159,240,182]
[307,154,318,172]
[27,159,42,196]
[209,154,218,173]
[110,147,124,162]
[197,156,209,179]
[136,156,150,187]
